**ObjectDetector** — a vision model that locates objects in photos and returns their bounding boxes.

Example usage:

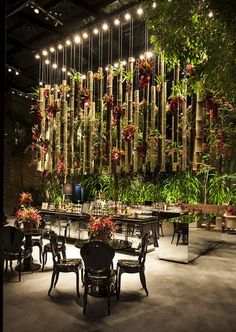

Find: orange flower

[19,192,33,206]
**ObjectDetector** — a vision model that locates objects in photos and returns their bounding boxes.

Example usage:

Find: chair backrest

[138,233,149,266]
[81,241,115,274]
[3,226,24,252]
[49,231,61,264]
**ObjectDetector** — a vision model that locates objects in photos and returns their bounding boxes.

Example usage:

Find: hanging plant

[103,94,114,112]
[44,87,50,98]
[112,105,124,125]
[169,96,185,116]
[138,58,154,89]
[70,68,82,86]
[137,140,148,158]
[123,69,133,93]
[46,101,59,120]
[123,124,136,142]
[78,86,90,109]
[93,72,104,80]
[155,75,164,92]
[112,147,125,162]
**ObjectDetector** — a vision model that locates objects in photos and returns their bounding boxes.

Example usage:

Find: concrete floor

[3,235,236,332]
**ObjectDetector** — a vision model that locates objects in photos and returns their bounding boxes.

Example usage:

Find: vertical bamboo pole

[172,63,180,172]
[127,57,134,171]
[182,80,187,171]
[116,60,123,173]
[150,85,157,172]
[107,64,113,174]
[87,71,93,174]
[98,67,104,174]
[124,92,129,173]
[161,81,167,172]
[55,84,61,174]
[69,77,75,175]
[193,91,203,170]
[82,78,87,175]
[134,90,140,172]
[61,80,68,177]
[37,87,46,172]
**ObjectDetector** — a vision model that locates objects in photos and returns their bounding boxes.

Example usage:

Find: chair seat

[117,259,140,268]
[59,258,83,268]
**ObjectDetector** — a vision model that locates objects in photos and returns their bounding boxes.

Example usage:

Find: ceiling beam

[7,36,34,51]
[16,12,62,35]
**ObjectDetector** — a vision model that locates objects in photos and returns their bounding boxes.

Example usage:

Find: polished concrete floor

[3,235,236,332]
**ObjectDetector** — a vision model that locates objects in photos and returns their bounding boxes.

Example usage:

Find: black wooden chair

[3,226,32,281]
[80,240,116,315]
[116,233,149,298]
[48,231,83,297]
[41,220,70,271]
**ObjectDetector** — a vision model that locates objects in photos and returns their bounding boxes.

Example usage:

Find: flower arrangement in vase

[16,192,41,230]
[89,215,115,242]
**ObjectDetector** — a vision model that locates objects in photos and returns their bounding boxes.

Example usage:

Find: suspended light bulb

[105,66,108,71]
[19,93,22,96]
[102,23,109,31]
[114,18,120,26]
[67,93,70,97]
[208,11,213,18]
[67,71,71,76]
[34,8,39,14]
[25,95,28,98]
[39,81,43,86]
[12,90,15,94]
[15,71,19,75]
[152,2,157,8]
[114,63,118,68]
[82,32,88,39]
[137,7,143,15]
[45,59,50,65]
[52,63,57,69]
[125,13,131,20]
[50,47,55,53]
[74,35,81,43]
[42,49,48,56]
[62,67,66,72]
[140,54,144,60]
[81,74,86,80]
[58,44,63,50]
[93,28,99,34]
[122,60,127,66]
[35,54,40,59]
[8,68,12,72]
[66,39,71,46]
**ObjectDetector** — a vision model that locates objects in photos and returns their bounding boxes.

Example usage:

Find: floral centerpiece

[16,192,41,230]
[15,206,41,229]
[89,215,115,241]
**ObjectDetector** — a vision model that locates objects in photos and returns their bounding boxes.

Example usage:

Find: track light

[93,28,99,34]
[74,35,81,43]
[35,54,40,59]
[66,39,71,46]
[42,49,48,56]
[82,32,88,39]
[114,18,120,26]
[58,44,63,50]
[50,47,55,53]
[102,23,109,31]
[125,13,131,20]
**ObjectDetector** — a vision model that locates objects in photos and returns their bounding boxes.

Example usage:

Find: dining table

[16,228,47,272]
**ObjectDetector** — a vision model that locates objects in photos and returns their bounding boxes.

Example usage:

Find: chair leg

[139,270,148,296]
[81,268,84,286]
[83,279,88,315]
[53,271,59,287]
[48,270,56,295]
[19,259,21,282]
[41,251,47,271]
[107,279,111,315]
[5,259,8,277]
[75,271,80,297]
[39,245,42,263]
[117,269,122,300]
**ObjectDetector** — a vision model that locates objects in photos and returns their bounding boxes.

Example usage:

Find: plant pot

[23,221,36,232]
